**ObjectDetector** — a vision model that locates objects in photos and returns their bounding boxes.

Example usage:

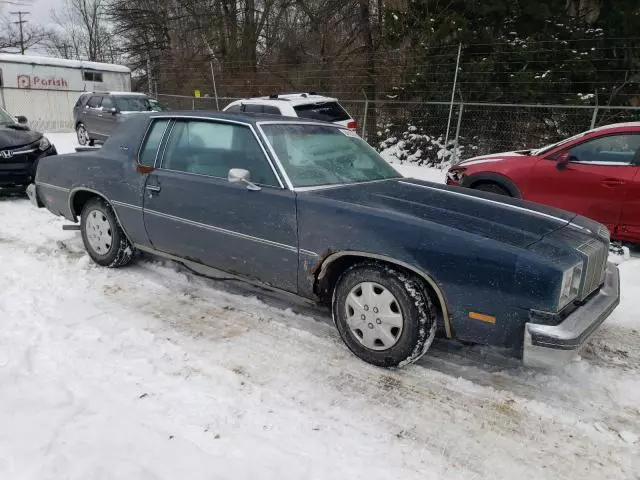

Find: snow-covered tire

[80,197,134,268]
[332,262,437,368]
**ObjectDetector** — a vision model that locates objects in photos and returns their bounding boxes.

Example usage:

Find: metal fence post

[192,98,195,110]
[361,99,369,139]
[590,106,599,129]
[453,101,464,164]
[444,43,463,159]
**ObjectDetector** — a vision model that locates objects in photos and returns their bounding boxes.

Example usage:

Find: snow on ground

[0,133,638,479]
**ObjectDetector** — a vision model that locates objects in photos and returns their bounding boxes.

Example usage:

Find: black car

[0,107,57,191]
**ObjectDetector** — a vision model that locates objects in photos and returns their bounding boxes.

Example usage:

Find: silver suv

[73,92,159,146]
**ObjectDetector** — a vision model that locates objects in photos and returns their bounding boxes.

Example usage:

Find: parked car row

[26,109,619,370]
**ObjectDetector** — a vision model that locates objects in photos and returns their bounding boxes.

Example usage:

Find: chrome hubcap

[345,282,404,351]
[85,209,112,255]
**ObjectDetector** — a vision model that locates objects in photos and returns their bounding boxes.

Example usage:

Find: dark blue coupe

[28,112,620,368]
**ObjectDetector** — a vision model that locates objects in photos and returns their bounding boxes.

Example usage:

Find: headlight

[447,167,466,183]
[38,136,51,151]
[558,263,583,309]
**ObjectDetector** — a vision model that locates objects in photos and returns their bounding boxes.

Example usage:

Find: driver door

[141,118,299,292]
[525,133,640,232]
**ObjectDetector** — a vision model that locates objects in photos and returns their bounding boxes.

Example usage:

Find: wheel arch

[68,188,132,243]
[315,251,452,338]
[462,172,521,198]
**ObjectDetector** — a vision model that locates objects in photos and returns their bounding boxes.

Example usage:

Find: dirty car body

[29,112,620,369]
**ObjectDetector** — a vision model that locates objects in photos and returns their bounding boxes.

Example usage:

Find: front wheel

[80,198,134,267]
[332,263,437,368]
[473,183,510,196]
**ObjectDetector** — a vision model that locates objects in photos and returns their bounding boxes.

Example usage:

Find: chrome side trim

[399,180,575,227]
[144,208,298,253]
[36,182,70,193]
[300,249,320,258]
[571,161,632,167]
[111,200,142,211]
[293,178,397,193]
[316,250,452,338]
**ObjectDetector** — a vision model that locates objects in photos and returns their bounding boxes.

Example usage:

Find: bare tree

[0,14,46,53]
[45,0,119,62]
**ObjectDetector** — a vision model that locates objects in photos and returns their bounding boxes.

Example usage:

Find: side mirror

[228,168,261,191]
[15,115,28,124]
[556,151,577,171]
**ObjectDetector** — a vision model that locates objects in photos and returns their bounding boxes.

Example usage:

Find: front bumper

[523,262,620,368]
[0,146,57,187]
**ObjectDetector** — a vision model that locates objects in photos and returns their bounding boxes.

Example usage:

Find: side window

[161,120,279,187]
[138,119,171,167]
[101,97,114,110]
[263,106,281,115]
[568,134,640,165]
[74,95,88,108]
[243,103,263,113]
[225,104,242,113]
[86,96,102,109]
[83,71,103,82]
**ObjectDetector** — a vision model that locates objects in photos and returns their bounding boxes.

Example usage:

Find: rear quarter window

[294,102,350,122]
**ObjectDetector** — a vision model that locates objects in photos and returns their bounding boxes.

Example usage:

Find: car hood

[0,125,41,149]
[306,178,577,248]
[457,150,532,167]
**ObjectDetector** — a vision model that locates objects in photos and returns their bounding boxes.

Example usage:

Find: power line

[10,10,30,55]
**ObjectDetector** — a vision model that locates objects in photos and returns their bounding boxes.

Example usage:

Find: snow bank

[0,132,632,479]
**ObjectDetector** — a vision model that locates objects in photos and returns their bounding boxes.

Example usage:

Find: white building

[0,54,132,131]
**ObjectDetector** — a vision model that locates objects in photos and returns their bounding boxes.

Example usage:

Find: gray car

[73,92,159,146]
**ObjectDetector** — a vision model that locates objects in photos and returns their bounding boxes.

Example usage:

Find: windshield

[294,102,350,122]
[261,124,401,188]
[115,96,156,112]
[0,107,15,125]
[532,130,591,156]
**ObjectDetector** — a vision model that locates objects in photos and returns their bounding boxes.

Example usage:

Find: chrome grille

[577,239,608,300]
[597,225,610,241]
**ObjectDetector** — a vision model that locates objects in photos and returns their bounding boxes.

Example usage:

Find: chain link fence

[156,93,640,164]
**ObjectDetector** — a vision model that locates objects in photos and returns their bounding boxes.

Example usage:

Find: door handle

[146,184,161,193]
[601,179,625,187]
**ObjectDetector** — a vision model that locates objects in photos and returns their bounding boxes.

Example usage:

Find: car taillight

[347,120,357,130]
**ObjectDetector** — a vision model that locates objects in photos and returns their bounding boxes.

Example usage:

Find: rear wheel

[80,198,134,267]
[473,182,510,196]
[76,123,93,146]
[332,263,437,368]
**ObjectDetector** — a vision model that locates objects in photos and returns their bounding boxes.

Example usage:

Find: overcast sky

[4,0,64,28]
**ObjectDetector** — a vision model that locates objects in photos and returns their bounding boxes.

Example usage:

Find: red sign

[17,74,69,89]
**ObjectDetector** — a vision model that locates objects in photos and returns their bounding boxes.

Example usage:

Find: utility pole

[10,11,29,55]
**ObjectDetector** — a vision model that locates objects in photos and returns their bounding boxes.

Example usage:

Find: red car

[446,122,640,243]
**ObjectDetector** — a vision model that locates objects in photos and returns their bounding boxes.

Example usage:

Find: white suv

[223,93,357,130]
